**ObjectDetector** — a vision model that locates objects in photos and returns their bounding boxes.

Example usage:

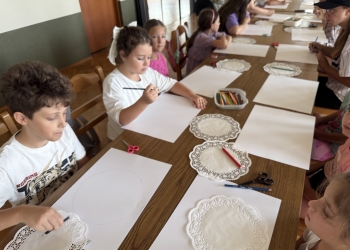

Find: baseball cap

[314,0,350,9]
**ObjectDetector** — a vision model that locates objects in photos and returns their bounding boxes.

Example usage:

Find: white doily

[255,20,278,26]
[189,141,251,181]
[216,59,251,73]
[189,114,241,141]
[5,210,88,250]
[263,62,301,77]
[231,37,256,44]
[186,195,269,250]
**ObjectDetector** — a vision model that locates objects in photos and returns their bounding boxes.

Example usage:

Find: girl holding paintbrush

[103,26,207,140]
[309,0,350,109]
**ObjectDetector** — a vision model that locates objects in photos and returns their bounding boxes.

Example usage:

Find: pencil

[224,184,272,192]
[271,66,294,72]
[312,36,318,52]
[222,148,241,168]
[43,216,70,235]
[123,88,146,90]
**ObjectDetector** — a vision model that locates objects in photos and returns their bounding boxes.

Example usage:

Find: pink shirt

[150,53,169,77]
[325,137,350,177]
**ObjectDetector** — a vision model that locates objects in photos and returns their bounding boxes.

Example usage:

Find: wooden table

[0,18,319,250]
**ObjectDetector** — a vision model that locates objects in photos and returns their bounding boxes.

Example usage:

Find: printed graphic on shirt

[16,151,78,205]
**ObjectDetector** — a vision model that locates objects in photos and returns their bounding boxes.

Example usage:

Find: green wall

[0,13,90,107]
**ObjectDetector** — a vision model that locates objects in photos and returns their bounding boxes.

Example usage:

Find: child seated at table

[314,0,340,46]
[311,91,350,162]
[186,8,231,75]
[0,206,63,232]
[0,61,88,209]
[104,26,207,140]
[296,172,350,249]
[309,0,350,109]
[301,104,350,218]
[218,0,251,35]
[144,19,169,76]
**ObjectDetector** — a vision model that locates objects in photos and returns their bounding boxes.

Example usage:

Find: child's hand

[313,7,322,17]
[141,84,159,104]
[316,52,329,70]
[266,9,275,16]
[190,94,207,109]
[308,42,320,53]
[20,205,63,232]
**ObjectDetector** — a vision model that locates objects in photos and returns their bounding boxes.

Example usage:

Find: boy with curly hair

[0,61,88,231]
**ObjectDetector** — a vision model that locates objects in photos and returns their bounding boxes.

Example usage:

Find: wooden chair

[0,111,19,146]
[69,66,108,156]
[170,22,190,81]
[0,111,18,135]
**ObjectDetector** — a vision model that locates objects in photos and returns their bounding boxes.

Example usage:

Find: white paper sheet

[180,65,242,98]
[292,29,327,43]
[214,43,270,57]
[295,13,322,23]
[254,13,293,22]
[264,3,289,9]
[150,175,281,249]
[122,93,201,143]
[275,44,318,64]
[253,75,319,114]
[53,148,171,250]
[241,24,273,36]
[299,4,315,10]
[235,105,315,170]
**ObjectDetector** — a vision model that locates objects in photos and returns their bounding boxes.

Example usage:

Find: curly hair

[114,26,152,64]
[1,61,74,119]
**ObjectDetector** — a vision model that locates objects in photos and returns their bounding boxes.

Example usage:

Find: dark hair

[317,173,350,240]
[218,0,250,32]
[144,19,166,32]
[187,8,219,51]
[114,26,152,64]
[1,61,74,119]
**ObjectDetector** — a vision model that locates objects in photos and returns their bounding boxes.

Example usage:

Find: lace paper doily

[231,37,256,44]
[189,141,251,181]
[186,195,269,250]
[263,62,301,77]
[216,59,251,73]
[255,20,278,26]
[189,114,241,141]
[5,210,88,250]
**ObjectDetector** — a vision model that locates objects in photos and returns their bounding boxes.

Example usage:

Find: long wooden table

[0,16,320,250]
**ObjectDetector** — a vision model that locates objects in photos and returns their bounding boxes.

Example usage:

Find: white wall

[0,0,81,34]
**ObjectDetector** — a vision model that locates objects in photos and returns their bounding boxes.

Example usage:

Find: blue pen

[224,184,272,192]
[312,36,318,52]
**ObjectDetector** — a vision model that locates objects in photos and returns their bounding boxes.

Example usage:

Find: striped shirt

[326,34,350,101]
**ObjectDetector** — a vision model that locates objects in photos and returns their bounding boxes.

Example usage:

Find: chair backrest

[0,111,18,146]
[0,111,18,135]
[69,66,107,138]
[170,22,190,81]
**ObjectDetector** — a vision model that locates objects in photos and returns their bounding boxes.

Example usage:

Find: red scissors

[122,140,139,154]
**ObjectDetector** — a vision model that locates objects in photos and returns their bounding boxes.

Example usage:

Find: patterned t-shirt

[326,34,350,102]
[0,124,86,206]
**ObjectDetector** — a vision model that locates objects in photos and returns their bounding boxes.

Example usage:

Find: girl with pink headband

[186,9,231,75]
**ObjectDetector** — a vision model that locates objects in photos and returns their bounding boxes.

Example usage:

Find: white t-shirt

[0,124,85,207]
[298,228,320,250]
[103,67,177,140]
[326,34,350,101]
